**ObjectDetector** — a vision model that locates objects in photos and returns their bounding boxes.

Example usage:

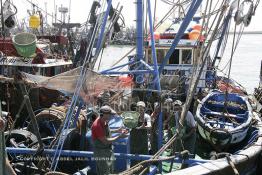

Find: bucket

[12,33,37,57]
[121,111,140,129]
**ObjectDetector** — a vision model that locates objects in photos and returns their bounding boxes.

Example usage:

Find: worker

[91,105,128,175]
[150,102,161,155]
[173,100,197,155]
[162,98,176,139]
[130,101,151,167]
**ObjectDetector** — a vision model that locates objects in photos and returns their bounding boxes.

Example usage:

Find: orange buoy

[193,24,202,31]
[189,30,200,40]
[147,32,160,40]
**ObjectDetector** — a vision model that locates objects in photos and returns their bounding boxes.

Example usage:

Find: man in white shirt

[130,101,151,167]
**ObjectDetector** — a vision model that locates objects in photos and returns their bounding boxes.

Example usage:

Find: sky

[11,0,262,31]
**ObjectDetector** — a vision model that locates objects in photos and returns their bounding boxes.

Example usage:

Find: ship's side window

[181,49,192,64]
[147,49,152,64]
[156,49,165,63]
[147,48,165,64]
[169,49,179,64]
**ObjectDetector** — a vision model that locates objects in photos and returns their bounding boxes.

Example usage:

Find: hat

[173,100,183,106]
[100,105,113,114]
[137,101,146,108]
[154,102,160,109]
[164,98,173,104]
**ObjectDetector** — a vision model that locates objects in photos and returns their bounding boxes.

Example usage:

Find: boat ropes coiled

[234,0,254,27]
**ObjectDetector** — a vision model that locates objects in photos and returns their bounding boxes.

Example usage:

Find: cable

[24,0,62,23]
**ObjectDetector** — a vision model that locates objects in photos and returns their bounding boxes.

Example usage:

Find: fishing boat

[195,90,253,147]
[2,0,262,175]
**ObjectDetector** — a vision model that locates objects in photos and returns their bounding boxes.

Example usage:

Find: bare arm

[110,127,122,133]
[98,133,127,145]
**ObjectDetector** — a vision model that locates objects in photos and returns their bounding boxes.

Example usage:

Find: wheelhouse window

[156,49,165,63]
[146,48,193,65]
[147,48,166,64]
[169,49,179,64]
[181,49,192,64]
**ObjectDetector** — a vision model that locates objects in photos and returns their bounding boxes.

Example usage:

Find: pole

[136,0,144,61]
[95,0,113,53]
[19,84,44,149]
[147,0,162,172]
[0,101,6,175]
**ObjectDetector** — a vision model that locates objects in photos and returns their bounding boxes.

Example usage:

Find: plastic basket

[12,33,37,57]
[121,111,140,129]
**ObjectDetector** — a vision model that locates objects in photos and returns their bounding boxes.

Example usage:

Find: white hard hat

[137,101,146,108]
[173,100,183,106]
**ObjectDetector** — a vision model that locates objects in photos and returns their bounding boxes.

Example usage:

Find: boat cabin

[0,36,72,77]
[0,56,72,77]
[145,35,206,91]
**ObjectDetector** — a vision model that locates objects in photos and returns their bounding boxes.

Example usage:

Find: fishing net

[21,67,134,103]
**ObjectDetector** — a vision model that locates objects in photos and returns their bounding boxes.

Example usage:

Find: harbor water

[97,34,262,94]
[216,34,262,93]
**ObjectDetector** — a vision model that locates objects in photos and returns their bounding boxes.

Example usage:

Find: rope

[50,0,107,171]
[226,155,240,175]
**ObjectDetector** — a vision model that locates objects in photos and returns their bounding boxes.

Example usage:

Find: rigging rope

[50,0,107,171]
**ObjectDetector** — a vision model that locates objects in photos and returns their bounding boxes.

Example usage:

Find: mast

[136,0,144,61]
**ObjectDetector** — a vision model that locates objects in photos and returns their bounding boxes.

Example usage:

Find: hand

[119,131,129,138]
[121,128,129,134]
[176,129,184,139]
[116,127,124,133]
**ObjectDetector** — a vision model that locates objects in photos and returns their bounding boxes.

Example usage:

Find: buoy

[154,32,160,40]
[193,24,202,31]
[29,14,40,28]
[148,32,160,40]
[189,30,200,40]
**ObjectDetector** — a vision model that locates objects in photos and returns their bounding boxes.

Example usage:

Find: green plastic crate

[12,33,37,57]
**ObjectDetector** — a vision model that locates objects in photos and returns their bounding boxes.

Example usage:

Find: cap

[154,102,160,109]
[137,101,146,108]
[100,105,113,114]
[164,98,173,104]
[173,100,183,106]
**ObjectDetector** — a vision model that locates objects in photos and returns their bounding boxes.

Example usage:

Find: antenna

[58,5,68,23]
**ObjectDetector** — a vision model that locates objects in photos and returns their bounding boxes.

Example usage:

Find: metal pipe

[0,100,6,175]
[100,60,137,74]
[102,70,154,75]
[95,0,112,53]
[136,0,144,60]
[146,0,163,172]
[211,10,232,67]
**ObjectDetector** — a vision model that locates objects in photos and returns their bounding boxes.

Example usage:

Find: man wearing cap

[130,101,151,167]
[91,105,128,175]
[173,100,197,155]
